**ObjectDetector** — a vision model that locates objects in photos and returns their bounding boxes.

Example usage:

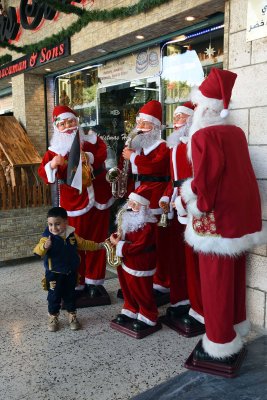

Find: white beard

[131,126,161,150]
[118,204,157,236]
[167,121,191,148]
[49,127,85,156]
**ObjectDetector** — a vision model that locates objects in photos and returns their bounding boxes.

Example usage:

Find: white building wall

[227,0,267,329]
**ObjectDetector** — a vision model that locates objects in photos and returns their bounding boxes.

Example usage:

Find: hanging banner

[246,0,267,41]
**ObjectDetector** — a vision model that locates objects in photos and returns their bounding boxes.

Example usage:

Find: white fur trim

[54,112,77,124]
[185,215,267,256]
[94,196,115,210]
[143,139,164,155]
[139,112,161,127]
[234,319,251,337]
[122,308,137,319]
[159,196,170,205]
[64,185,95,216]
[174,106,194,116]
[86,152,94,164]
[151,207,164,215]
[220,109,229,118]
[44,162,57,183]
[171,299,190,307]
[180,178,196,203]
[85,278,104,285]
[189,308,205,324]
[175,196,187,216]
[137,313,156,326]
[187,199,204,218]
[116,241,125,257]
[178,215,188,224]
[85,132,97,144]
[129,192,150,206]
[202,332,243,358]
[122,262,156,277]
[130,152,138,167]
[153,284,170,293]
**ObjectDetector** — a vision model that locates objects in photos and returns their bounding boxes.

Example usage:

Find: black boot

[193,340,240,365]
[116,314,135,325]
[87,284,102,298]
[132,320,151,331]
[166,304,190,318]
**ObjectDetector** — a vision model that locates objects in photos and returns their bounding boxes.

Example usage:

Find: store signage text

[0,40,69,80]
[0,0,83,43]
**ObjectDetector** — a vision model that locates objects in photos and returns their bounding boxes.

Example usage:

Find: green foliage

[0,0,171,55]
[0,54,12,66]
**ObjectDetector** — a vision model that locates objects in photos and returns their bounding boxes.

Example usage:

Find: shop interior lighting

[136,35,145,39]
[97,49,107,53]
[45,68,51,71]
[68,60,76,63]
[57,64,103,78]
[185,16,195,21]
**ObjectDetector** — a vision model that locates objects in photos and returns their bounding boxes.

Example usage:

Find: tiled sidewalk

[0,258,264,400]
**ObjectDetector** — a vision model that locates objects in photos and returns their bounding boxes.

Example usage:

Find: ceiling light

[45,68,51,71]
[136,35,144,40]
[97,49,107,53]
[68,60,75,63]
[185,16,195,21]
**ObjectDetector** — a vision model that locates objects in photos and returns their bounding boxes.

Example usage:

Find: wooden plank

[0,116,42,166]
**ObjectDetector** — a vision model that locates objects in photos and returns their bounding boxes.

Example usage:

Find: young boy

[34,207,103,332]
[109,187,159,333]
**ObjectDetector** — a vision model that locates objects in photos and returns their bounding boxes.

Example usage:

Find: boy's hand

[43,236,52,250]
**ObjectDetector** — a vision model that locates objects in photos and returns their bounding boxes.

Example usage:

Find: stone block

[249,107,267,145]
[246,287,265,328]
[247,253,267,292]
[229,0,248,32]
[229,31,251,69]
[248,146,267,179]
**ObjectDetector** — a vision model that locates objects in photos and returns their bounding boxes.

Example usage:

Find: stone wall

[226,0,267,329]
[0,206,50,262]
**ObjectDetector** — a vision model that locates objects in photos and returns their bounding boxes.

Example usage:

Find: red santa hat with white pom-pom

[52,105,78,125]
[174,101,195,116]
[129,185,151,207]
[198,68,237,118]
[137,100,162,127]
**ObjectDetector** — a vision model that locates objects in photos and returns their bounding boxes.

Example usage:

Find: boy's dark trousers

[46,270,77,315]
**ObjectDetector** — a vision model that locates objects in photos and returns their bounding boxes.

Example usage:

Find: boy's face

[47,217,67,236]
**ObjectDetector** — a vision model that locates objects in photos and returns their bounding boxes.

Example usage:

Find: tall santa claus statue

[38,105,114,307]
[181,68,266,376]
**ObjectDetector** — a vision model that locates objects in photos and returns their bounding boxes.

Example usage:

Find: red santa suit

[160,133,203,321]
[38,107,113,287]
[181,68,266,359]
[115,197,158,325]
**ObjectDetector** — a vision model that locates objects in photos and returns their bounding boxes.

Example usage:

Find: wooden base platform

[117,288,170,307]
[184,340,247,378]
[62,286,111,309]
[159,315,205,338]
[110,319,162,339]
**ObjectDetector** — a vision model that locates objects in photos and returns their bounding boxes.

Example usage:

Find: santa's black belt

[132,174,170,183]
[142,245,156,253]
[93,166,105,177]
[172,178,188,187]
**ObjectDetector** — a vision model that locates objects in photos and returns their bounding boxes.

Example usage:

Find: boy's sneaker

[68,312,81,330]
[48,314,59,332]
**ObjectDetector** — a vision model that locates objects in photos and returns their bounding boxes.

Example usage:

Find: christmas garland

[0,54,12,66]
[0,0,171,55]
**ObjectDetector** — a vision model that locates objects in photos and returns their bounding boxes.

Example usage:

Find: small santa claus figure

[181,68,266,369]
[110,187,159,332]
[159,101,204,333]
[122,100,171,297]
[38,105,113,304]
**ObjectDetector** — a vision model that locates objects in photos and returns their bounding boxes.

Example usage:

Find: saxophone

[103,207,125,269]
[106,130,140,198]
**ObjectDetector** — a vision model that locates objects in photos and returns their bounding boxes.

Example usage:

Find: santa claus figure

[181,68,266,374]
[159,101,204,335]
[38,105,114,306]
[122,100,171,299]
[110,187,161,336]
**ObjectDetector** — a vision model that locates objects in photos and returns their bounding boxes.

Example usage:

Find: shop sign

[0,0,84,43]
[0,39,69,80]
[246,0,267,41]
[98,46,160,87]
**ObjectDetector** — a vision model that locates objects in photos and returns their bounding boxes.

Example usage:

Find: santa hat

[138,100,162,126]
[198,68,237,118]
[53,105,78,125]
[129,186,151,206]
[174,101,195,116]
